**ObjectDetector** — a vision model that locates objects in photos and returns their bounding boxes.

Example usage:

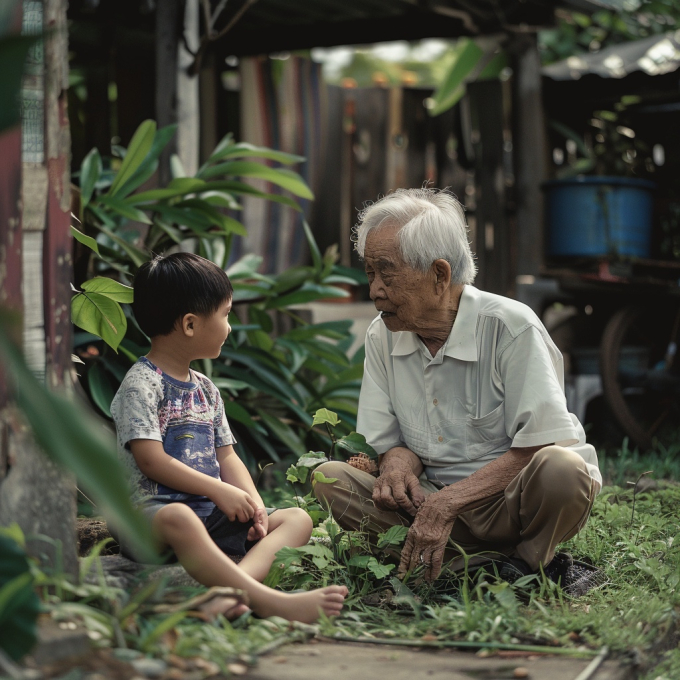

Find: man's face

[363,223,433,334]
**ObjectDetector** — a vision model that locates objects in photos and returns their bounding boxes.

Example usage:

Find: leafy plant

[71,120,368,469]
[0,527,41,661]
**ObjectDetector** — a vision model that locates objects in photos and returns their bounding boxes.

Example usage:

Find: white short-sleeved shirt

[357,285,602,488]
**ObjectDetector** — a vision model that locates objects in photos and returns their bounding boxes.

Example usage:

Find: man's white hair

[354,188,477,285]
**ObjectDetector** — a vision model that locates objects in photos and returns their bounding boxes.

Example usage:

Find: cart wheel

[600,305,680,451]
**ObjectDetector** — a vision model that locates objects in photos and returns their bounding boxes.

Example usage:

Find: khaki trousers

[313,446,597,572]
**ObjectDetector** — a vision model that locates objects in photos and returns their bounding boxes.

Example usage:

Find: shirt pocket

[163,423,219,477]
[465,402,508,460]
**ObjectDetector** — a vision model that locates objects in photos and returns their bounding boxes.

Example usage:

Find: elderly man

[314,188,601,586]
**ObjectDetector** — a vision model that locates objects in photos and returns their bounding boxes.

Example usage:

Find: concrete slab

[247,641,633,680]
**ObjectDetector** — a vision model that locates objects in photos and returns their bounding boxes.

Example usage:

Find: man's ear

[182,313,197,337]
[432,259,452,295]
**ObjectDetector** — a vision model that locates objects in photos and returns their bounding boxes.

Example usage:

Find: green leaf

[79,147,103,209]
[81,277,133,303]
[256,410,307,456]
[312,408,340,427]
[296,451,328,468]
[208,141,306,165]
[72,291,127,352]
[109,119,157,196]
[0,534,40,661]
[265,282,349,309]
[71,225,100,255]
[429,38,484,116]
[139,610,187,653]
[200,161,314,199]
[303,220,323,273]
[477,50,509,80]
[125,178,207,204]
[336,432,377,457]
[377,525,409,549]
[99,195,152,224]
[0,324,157,562]
[88,363,115,418]
[115,124,178,198]
[312,470,338,485]
[222,399,267,435]
[92,224,148,268]
[226,253,265,279]
[202,180,303,211]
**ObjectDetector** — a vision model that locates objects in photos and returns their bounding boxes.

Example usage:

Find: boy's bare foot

[255,585,348,624]
[198,595,250,621]
[152,586,250,622]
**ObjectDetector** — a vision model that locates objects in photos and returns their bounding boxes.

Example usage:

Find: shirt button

[438,436,443,442]
[433,398,438,405]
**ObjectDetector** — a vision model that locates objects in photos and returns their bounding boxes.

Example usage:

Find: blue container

[543,176,655,257]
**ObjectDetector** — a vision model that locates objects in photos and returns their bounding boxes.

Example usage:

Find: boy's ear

[182,313,197,337]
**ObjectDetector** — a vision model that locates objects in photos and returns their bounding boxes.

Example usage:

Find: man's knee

[312,461,353,505]
[530,446,591,504]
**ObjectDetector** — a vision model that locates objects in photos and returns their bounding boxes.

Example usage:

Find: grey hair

[353,188,477,285]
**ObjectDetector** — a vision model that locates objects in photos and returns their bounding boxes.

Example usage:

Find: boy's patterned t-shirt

[110,357,236,517]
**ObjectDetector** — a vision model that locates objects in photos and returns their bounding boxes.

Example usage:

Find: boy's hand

[212,483,258,523]
[247,507,268,541]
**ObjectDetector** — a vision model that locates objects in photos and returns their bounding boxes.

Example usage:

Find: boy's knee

[278,506,313,533]
[154,503,201,534]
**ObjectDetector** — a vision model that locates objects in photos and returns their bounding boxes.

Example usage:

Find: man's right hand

[211,483,258,523]
[372,448,425,516]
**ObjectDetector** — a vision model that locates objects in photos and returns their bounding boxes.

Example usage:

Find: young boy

[110,252,347,623]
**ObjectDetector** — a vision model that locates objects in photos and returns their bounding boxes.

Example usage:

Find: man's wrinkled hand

[372,466,425,516]
[398,496,456,582]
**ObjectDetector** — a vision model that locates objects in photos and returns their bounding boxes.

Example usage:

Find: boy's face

[191,298,233,359]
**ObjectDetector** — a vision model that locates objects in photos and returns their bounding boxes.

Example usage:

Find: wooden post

[510,33,548,280]
[0,0,77,578]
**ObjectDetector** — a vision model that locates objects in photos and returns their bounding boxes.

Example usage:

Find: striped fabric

[237,56,327,273]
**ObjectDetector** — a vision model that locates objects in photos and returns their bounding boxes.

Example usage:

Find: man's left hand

[398,495,457,582]
[247,507,268,541]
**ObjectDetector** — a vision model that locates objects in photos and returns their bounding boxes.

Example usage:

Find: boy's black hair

[133,252,233,337]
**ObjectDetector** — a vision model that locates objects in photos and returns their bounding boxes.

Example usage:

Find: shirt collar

[390,285,480,362]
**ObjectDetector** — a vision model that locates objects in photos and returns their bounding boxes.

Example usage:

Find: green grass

[33,446,680,680]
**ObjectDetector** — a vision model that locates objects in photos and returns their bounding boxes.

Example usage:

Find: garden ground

[12,441,680,680]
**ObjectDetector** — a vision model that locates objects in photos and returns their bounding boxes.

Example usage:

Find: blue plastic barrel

[543,176,656,257]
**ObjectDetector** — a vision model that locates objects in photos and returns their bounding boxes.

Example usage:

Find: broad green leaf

[295,451,328,468]
[429,38,484,116]
[72,291,127,352]
[477,50,509,80]
[88,362,114,418]
[115,124,178,198]
[109,119,156,196]
[93,224,149,268]
[301,338,351,368]
[0,534,39,661]
[284,320,353,342]
[226,253,265,279]
[99,195,152,224]
[139,610,187,653]
[200,161,314,199]
[265,282,349,309]
[377,525,409,549]
[312,470,338,485]
[256,410,307,456]
[272,266,316,294]
[312,408,340,427]
[201,191,242,210]
[212,377,250,391]
[0,325,156,562]
[70,225,100,255]
[303,219,323,273]
[222,400,267,435]
[336,432,377,457]
[208,141,306,165]
[79,147,103,210]
[81,277,133,303]
[170,154,186,179]
[198,180,302,210]
[125,178,207,204]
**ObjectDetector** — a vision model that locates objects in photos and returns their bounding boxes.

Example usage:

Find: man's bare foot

[254,585,348,623]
